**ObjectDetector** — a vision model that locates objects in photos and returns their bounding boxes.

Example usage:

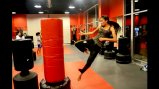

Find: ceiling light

[34,5,42,8]
[135,13,139,15]
[135,9,140,11]
[135,0,139,2]
[65,11,70,14]
[38,11,44,14]
[12,12,16,14]
[69,6,75,9]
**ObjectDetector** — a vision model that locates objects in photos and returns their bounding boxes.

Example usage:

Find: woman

[75,16,119,81]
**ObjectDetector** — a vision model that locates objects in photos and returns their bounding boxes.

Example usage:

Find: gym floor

[12,44,147,89]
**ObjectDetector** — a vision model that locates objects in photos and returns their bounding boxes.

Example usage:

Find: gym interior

[12,0,147,89]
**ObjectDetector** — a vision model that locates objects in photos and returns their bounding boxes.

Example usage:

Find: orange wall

[70,14,78,26]
[12,16,15,38]
[70,13,85,40]
[98,0,101,18]
[12,14,27,30]
[140,16,147,25]
[109,0,124,18]
[135,15,139,25]
[12,14,27,38]
[98,0,124,19]
[70,14,78,40]
[98,0,110,18]
[126,15,147,25]
[110,17,117,22]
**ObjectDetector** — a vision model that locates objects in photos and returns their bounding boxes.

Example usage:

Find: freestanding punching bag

[116,37,131,64]
[40,18,70,89]
[12,39,39,89]
[104,42,116,59]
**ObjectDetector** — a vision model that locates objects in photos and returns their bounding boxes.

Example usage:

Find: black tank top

[93,26,113,47]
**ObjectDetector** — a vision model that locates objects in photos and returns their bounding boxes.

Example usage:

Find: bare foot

[84,48,89,54]
[77,74,82,81]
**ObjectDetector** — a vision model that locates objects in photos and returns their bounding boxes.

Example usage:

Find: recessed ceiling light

[135,9,140,11]
[65,11,70,14]
[12,12,16,14]
[34,5,42,8]
[69,6,75,9]
[38,11,44,14]
[134,0,139,2]
[135,13,139,15]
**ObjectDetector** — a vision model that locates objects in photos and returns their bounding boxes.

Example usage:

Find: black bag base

[40,77,71,89]
[33,51,36,61]
[104,50,116,59]
[116,53,131,64]
[99,48,105,55]
[13,71,39,89]
[71,40,75,45]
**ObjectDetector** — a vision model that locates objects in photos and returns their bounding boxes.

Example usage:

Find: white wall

[27,14,48,47]
[27,14,71,47]
[49,14,71,44]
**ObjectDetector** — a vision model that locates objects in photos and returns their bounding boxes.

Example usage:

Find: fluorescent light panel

[34,5,42,8]
[135,9,140,11]
[135,0,139,2]
[65,11,70,14]
[12,12,16,14]
[69,6,75,9]
[38,11,44,14]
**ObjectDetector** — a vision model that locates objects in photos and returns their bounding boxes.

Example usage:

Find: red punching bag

[41,18,64,83]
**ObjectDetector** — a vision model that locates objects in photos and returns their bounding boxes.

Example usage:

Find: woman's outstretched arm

[79,25,100,35]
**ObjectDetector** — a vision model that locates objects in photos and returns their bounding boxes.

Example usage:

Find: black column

[147,2,159,89]
[0,1,12,89]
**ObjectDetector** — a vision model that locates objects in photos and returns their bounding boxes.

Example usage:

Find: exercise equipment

[118,37,130,55]
[12,39,34,71]
[104,50,116,59]
[104,42,116,59]
[12,39,39,89]
[13,71,38,89]
[40,18,70,89]
[33,51,36,61]
[25,36,36,61]
[71,40,75,45]
[116,37,131,64]
[116,53,131,64]
[25,36,33,42]
[99,46,105,55]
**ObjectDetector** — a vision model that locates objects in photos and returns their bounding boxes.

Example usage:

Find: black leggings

[75,39,101,74]
[72,34,77,41]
